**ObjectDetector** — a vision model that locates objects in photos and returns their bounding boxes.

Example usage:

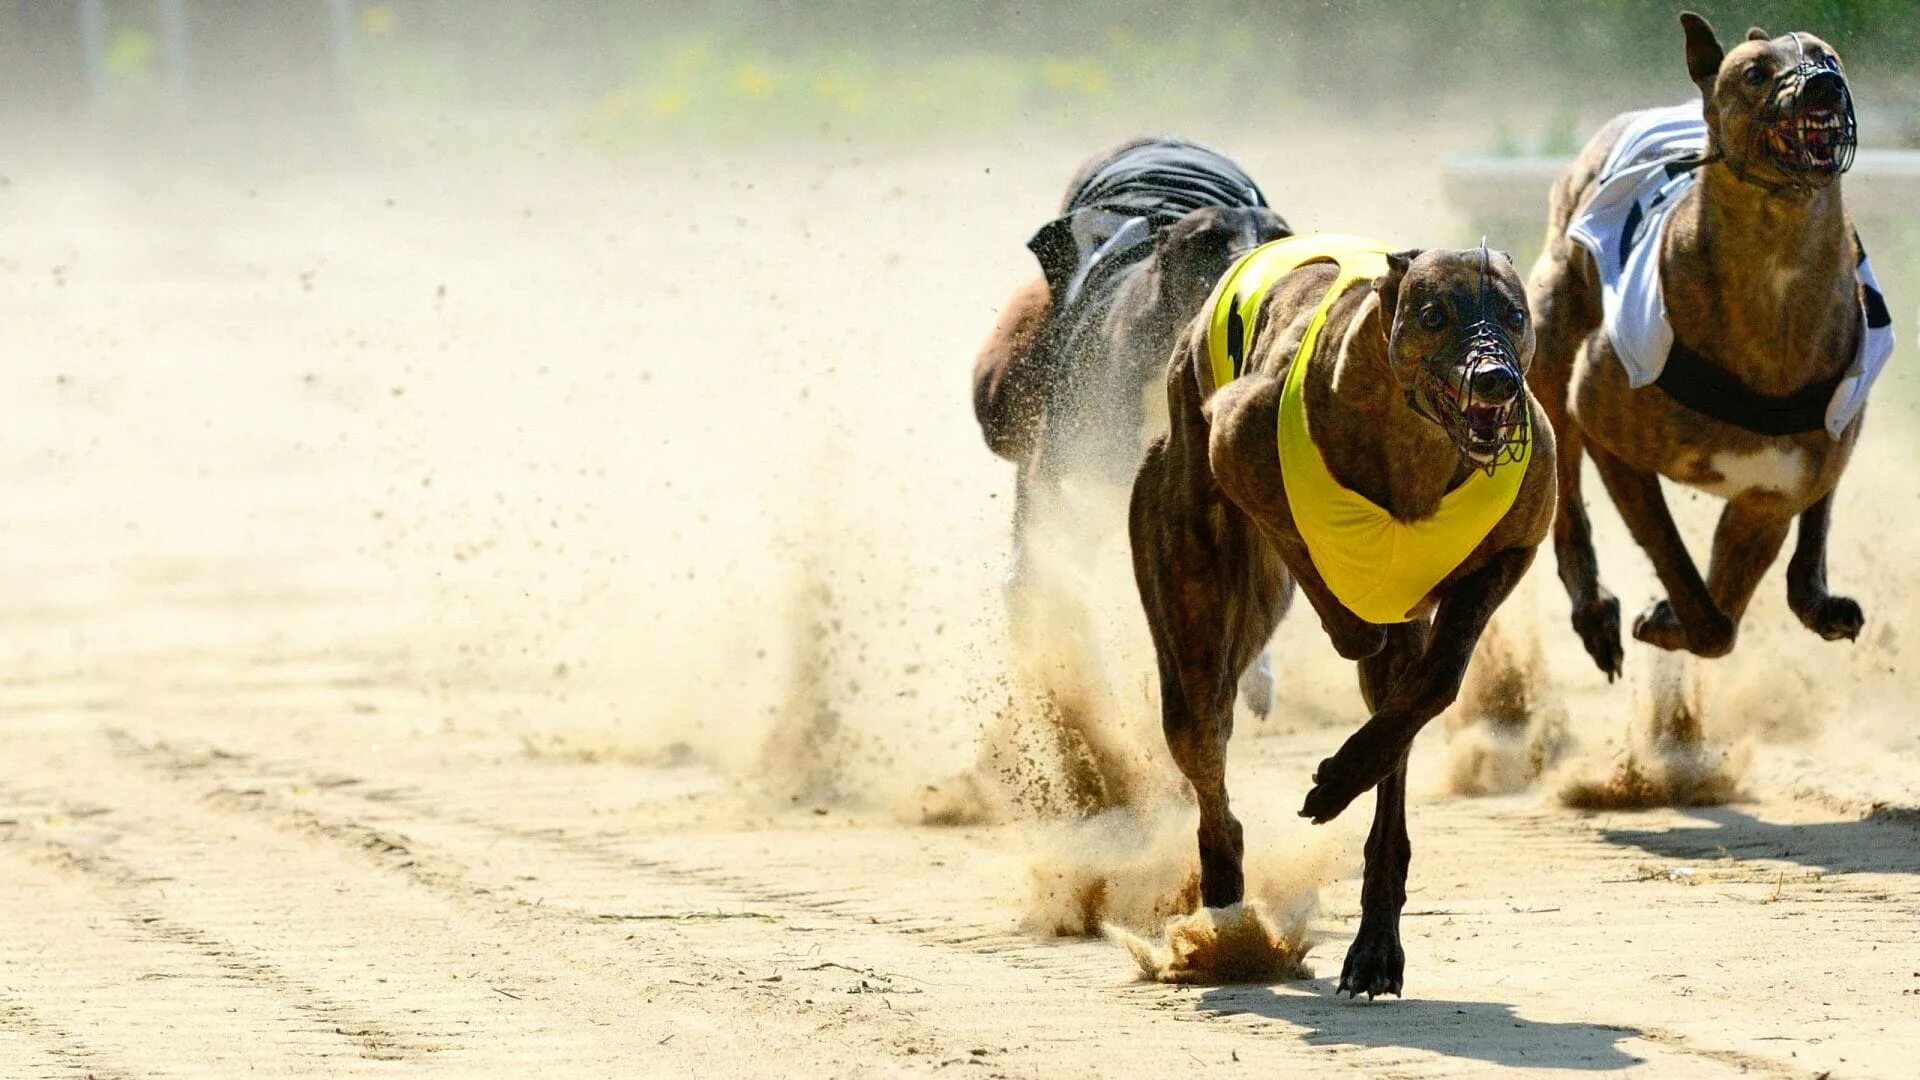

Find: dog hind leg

[1786,492,1865,641]
[1529,304,1619,678]
[972,277,1053,464]
[1131,443,1268,905]
[1687,499,1793,640]
[1130,355,1284,907]
[1556,430,1624,679]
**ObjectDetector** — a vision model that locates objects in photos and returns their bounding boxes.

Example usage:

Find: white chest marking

[1694,446,1810,499]
[1771,262,1803,302]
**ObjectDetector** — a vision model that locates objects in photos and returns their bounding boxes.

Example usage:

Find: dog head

[1374,245,1532,470]
[1681,12,1856,191]
[1146,205,1292,320]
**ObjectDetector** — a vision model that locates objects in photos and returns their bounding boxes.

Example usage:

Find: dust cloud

[1441,601,1570,797]
[1557,649,1751,810]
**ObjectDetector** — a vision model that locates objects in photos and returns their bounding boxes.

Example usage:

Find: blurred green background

[4,1,1916,150]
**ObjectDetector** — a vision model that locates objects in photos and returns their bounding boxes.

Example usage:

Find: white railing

[1443,150,1920,325]
[1444,150,1920,235]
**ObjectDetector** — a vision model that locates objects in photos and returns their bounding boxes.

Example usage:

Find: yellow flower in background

[1042,58,1107,95]
[649,91,688,120]
[734,63,776,100]
[360,4,396,36]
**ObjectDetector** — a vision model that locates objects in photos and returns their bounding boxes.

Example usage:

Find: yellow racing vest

[1203,235,1531,624]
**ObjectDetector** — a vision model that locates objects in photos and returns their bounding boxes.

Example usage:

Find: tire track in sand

[0,988,140,1080]
[4,735,1041,1079]
[0,783,443,1075]
[95,730,1802,1079]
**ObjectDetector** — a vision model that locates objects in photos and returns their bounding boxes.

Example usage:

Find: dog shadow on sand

[1597,804,1920,878]
[1196,984,1644,1071]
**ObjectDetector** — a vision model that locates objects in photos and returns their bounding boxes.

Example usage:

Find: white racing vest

[1565,101,1893,438]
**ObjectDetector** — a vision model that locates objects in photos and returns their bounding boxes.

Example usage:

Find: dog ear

[1680,12,1724,89]
[1149,210,1233,317]
[1747,27,1770,42]
[1374,249,1417,337]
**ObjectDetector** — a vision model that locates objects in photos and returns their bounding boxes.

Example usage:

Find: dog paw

[1571,593,1623,681]
[1299,742,1394,825]
[1799,594,1864,642]
[1633,600,1734,658]
[1337,930,1404,1000]
[1630,599,1685,650]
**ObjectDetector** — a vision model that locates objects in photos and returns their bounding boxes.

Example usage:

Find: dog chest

[1677,446,1811,500]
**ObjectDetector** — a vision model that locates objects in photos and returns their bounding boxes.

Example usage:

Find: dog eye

[1743,63,1769,86]
[1418,306,1445,330]
[1504,309,1526,331]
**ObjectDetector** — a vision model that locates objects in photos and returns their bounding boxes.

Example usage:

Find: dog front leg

[1004,457,1036,606]
[1787,492,1865,642]
[1342,752,1411,999]
[1585,443,1735,657]
[1299,547,1534,824]
[1338,621,1423,998]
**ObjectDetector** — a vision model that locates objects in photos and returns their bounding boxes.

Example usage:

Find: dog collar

[1203,235,1532,624]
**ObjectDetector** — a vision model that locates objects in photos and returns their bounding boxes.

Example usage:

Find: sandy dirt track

[3,127,1918,1078]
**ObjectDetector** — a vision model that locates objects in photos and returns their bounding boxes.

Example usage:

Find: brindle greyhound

[1531,13,1876,682]
[1130,236,1554,996]
[975,138,1288,715]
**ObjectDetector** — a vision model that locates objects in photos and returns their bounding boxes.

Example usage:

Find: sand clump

[1109,902,1313,985]
[1024,807,1334,985]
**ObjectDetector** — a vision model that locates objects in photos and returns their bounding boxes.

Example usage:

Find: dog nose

[1470,365,1521,405]
[1801,70,1846,110]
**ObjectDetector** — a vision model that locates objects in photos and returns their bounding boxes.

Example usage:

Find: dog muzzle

[1750,38,1856,188]
[1420,319,1529,473]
